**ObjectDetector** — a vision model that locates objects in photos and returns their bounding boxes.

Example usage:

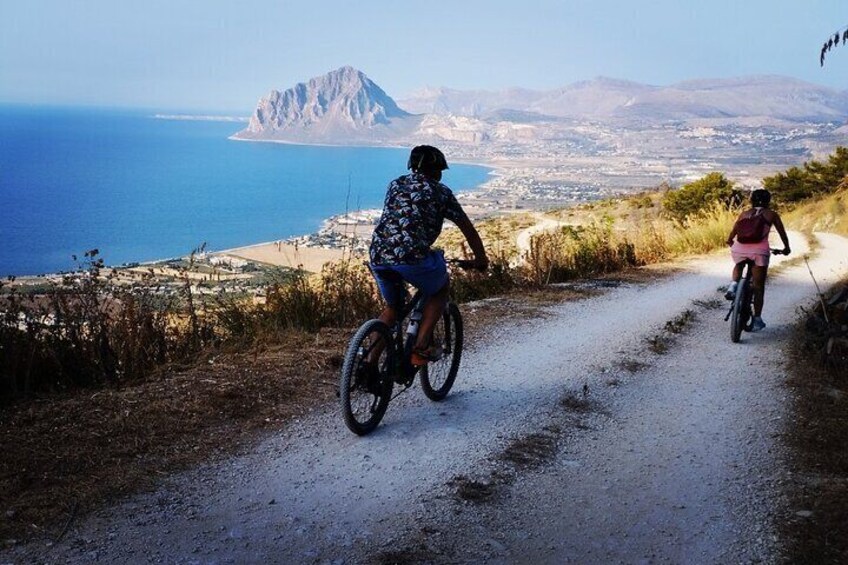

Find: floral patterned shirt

[369,173,468,266]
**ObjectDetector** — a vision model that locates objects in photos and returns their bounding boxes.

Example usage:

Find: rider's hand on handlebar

[473,256,489,272]
[450,256,489,271]
[771,247,791,256]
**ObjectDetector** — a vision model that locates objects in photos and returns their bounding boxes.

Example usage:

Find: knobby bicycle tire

[730,282,748,343]
[420,302,463,401]
[340,319,394,435]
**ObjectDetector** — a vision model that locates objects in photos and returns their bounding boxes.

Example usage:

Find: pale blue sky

[2,0,847,112]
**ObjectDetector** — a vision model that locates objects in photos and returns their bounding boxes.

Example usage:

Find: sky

[2,0,848,113]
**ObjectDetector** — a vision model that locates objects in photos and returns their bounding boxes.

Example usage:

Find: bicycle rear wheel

[340,320,394,435]
[730,282,748,343]
[420,302,463,401]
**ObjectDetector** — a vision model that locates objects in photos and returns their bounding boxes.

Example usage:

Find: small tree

[661,172,740,222]
[762,166,814,205]
[806,146,848,193]
[763,147,848,205]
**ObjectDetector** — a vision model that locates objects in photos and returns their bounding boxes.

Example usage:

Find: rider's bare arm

[726,211,745,246]
[769,211,791,254]
[454,215,489,271]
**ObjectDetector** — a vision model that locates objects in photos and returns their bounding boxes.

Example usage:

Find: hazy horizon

[2,0,848,113]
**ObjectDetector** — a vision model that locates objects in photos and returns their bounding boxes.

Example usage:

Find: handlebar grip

[447,259,482,270]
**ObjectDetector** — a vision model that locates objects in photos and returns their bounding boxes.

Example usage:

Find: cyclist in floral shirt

[370,145,488,365]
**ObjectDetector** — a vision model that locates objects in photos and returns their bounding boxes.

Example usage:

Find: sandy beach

[214,241,352,273]
[208,165,548,275]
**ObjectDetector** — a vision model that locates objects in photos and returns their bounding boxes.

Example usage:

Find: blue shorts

[371,251,449,308]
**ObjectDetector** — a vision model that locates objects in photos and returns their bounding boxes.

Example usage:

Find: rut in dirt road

[5,232,848,565]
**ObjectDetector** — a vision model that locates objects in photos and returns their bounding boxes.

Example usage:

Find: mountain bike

[725,249,784,343]
[339,260,473,435]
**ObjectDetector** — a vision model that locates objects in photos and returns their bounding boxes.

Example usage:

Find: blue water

[0,106,491,277]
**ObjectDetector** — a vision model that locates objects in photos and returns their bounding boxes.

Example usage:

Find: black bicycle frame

[388,288,426,382]
[725,259,754,322]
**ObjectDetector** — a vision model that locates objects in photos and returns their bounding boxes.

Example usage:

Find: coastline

[5,162,505,284]
[7,127,614,283]
[209,136,508,273]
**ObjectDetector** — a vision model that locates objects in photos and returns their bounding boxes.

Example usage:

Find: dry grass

[448,475,499,502]
[499,430,560,469]
[617,359,650,373]
[644,309,698,356]
[782,281,848,564]
[664,309,697,334]
[783,182,848,237]
[0,329,347,544]
[437,211,537,262]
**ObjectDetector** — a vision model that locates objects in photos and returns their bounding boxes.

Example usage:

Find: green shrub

[764,147,848,205]
[661,172,741,222]
[763,166,816,205]
[629,193,654,209]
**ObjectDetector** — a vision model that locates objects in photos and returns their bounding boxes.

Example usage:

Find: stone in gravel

[795,510,813,518]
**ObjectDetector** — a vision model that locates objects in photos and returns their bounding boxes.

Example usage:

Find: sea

[0,106,492,277]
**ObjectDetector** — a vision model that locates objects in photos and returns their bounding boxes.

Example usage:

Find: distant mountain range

[233,67,848,145]
[398,76,848,122]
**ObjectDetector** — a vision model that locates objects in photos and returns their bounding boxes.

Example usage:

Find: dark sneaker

[751,317,766,332]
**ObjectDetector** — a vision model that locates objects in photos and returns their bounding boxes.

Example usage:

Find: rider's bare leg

[415,283,449,352]
[731,262,743,282]
[365,307,396,365]
[378,307,397,327]
[751,266,768,317]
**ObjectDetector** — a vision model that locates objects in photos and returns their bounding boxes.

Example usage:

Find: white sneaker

[724,282,738,301]
[751,317,766,332]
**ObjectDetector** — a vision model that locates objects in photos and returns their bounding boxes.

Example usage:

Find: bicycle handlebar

[447,258,485,271]
[770,248,790,256]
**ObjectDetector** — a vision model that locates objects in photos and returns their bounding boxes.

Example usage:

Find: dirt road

[5,232,848,564]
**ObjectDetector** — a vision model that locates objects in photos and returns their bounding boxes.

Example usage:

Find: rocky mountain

[233,66,420,143]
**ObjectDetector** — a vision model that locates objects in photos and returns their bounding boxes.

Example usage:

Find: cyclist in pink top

[725,189,791,331]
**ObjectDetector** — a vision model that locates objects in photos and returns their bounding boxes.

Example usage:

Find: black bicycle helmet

[407,145,449,172]
[751,189,771,207]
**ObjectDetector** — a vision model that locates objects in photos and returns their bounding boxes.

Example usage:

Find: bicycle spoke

[340,320,394,435]
[420,303,463,401]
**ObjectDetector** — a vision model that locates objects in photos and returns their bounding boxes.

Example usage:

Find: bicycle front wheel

[340,320,394,435]
[420,302,463,401]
